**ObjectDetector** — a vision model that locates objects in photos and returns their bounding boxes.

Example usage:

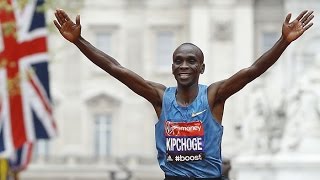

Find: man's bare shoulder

[207,80,227,103]
[208,80,225,92]
[147,81,166,92]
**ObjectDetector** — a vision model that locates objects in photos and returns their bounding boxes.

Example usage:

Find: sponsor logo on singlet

[165,120,205,162]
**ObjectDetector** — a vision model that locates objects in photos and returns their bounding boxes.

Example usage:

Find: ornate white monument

[234,36,320,180]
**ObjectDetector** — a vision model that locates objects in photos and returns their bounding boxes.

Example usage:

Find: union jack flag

[0,0,56,159]
[9,142,33,172]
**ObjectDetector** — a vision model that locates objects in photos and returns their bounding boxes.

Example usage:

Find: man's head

[172,43,205,87]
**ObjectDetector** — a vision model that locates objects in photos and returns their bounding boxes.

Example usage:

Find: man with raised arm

[54,9,314,180]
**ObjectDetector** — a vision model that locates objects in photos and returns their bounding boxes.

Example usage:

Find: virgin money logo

[165,121,203,136]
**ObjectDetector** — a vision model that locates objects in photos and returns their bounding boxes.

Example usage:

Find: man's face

[172,44,204,87]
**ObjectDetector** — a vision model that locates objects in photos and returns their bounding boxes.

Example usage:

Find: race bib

[165,120,205,162]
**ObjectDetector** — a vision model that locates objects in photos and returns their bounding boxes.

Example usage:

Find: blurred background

[1,0,320,180]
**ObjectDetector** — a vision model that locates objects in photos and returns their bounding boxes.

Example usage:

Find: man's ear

[172,64,174,74]
[201,64,205,74]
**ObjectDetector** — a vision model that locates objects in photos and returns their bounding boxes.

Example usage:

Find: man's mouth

[178,73,191,79]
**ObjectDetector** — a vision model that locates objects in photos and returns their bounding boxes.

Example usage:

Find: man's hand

[282,10,314,43]
[54,9,81,43]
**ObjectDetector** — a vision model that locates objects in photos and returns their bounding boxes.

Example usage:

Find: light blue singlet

[155,84,223,178]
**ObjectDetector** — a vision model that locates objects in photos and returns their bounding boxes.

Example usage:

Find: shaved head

[173,43,204,63]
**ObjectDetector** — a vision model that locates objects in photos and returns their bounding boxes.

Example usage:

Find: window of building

[90,27,118,75]
[261,31,278,53]
[296,40,320,76]
[94,114,112,157]
[95,32,112,54]
[155,31,175,70]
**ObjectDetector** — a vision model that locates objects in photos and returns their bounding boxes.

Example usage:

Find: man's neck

[175,84,199,107]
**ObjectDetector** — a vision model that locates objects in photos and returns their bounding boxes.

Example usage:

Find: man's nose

[180,61,189,68]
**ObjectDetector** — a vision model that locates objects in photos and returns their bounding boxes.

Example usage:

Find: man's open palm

[282,10,314,43]
[54,9,81,43]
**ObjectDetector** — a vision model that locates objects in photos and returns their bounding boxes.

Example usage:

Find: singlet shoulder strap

[160,87,176,120]
[198,84,210,109]
[163,87,176,106]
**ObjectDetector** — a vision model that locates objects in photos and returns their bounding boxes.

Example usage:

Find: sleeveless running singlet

[155,84,223,178]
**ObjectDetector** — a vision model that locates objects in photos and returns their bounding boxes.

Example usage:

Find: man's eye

[189,59,196,64]
[174,60,182,64]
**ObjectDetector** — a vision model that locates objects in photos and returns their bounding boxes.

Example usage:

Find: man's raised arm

[53,9,165,114]
[213,10,314,102]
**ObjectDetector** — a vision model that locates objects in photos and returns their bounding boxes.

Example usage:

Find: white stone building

[22,0,320,180]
